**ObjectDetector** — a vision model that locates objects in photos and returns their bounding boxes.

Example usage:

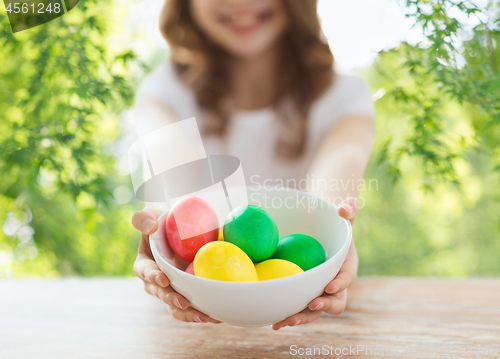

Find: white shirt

[136,62,374,188]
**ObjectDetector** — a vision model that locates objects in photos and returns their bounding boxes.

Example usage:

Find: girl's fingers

[325,241,358,294]
[167,305,222,324]
[144,282,189,309]
[132,210,221,325]
[271,241,357,331]
[142,268,222,324]
[134,256,170,287]
[144,283,221,323]
[273,291,349,330]
[132,209,159,235]
[271,309,322,331]
[325,268,354,294]
[308,290,347,316]
[337,197,359,224]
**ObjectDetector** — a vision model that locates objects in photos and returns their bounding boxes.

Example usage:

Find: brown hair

[159,0,334,158]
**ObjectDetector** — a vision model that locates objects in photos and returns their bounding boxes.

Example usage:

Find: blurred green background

[0,0,499,278]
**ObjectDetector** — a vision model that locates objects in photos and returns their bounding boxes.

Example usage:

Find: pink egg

[185,261,195,275]
[166,196,219,262]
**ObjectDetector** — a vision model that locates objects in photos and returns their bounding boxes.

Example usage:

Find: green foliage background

[0,0,498,277]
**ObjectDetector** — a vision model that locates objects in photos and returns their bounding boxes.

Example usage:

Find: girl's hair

[159,0,334,158]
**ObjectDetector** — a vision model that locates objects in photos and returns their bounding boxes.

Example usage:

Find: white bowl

[150,187,351,327]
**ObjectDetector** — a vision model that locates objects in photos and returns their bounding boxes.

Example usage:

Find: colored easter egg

[218,228,224,241]
[185,261,194,275]
[223,205,279,262]
[255,259,303,281]
[166,196,219,262]
[270,234,326,271]
[193,241,258,282]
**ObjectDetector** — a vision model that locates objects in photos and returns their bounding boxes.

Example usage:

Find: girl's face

[190,0,288,59]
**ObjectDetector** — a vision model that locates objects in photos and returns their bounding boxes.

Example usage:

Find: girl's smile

[216,6,276,36]
[191,0,288,59]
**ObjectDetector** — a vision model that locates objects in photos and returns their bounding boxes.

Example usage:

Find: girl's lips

[218,8,275,35]
[227,22,264,35]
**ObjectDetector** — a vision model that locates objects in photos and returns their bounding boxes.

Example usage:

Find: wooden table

[1,278,499,358]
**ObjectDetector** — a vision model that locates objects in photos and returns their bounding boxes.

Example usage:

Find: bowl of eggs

[150,186,351,327]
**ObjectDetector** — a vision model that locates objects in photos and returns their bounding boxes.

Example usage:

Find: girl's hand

[132,209,221,324]
[271,197,359,330]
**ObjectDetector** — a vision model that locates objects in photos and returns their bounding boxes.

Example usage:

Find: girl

[131,0,374,330]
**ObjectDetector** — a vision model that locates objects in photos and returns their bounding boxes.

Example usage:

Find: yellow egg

[194,241,257,282]
[255,259,303,281]
[218,228,224,241]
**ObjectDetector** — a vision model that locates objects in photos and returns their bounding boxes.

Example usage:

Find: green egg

[270,234,325,271]
[223,205,279,263]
